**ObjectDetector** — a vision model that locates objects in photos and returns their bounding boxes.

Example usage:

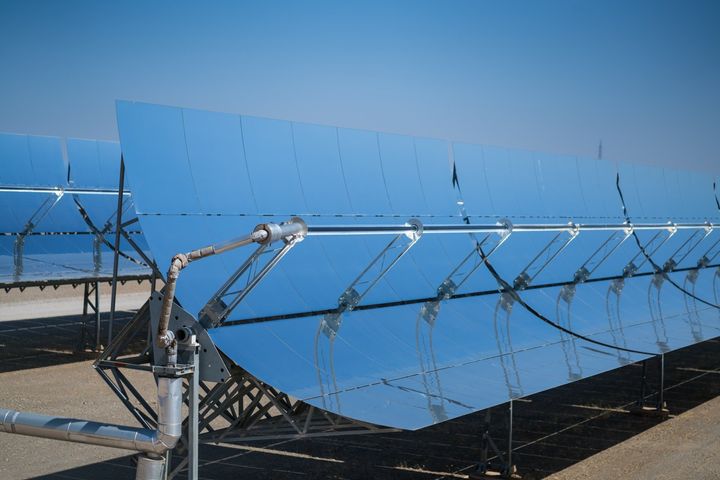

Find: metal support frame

[661,224,713,273]
[92,155,158,347]
[512,225,579,291]
[319,219,422,338]
[575,228,633,284]
[199,240,296,329]
[630,354,668,418]
[686,235,720,285]
[471,401,520,479]
[12,191,64,279]
[78,281,101,351]
[72,194,150,274]
[108,157,126,346]
[621,227,676,279]
[196,364,396,445]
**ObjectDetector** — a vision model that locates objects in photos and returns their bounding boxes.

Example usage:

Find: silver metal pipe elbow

[0,376,182,455]
[153,376,182,451]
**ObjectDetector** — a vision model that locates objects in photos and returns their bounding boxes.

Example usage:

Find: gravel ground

[0,359,156,480]
[547,394,720,480]
[1,283,150,322]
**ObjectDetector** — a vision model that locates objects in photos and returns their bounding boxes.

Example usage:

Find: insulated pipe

[136,456,165,480]
[156,218,307,347]
[0,376,182,455]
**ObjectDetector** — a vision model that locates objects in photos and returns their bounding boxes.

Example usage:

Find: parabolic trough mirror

[2,100,719,480]
[0,132,152,289]
[114,100,720,428]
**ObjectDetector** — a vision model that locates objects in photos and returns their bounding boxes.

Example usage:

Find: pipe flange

[405,218,423,240]
[498,217,513,237]
[288,216,308,243]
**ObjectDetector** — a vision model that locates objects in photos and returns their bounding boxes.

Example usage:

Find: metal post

[632,357,667,418]
[640,360,647,405]
[507,400,513,478]
[94,282,101,350]
[658,354,665,411]
[188,342,200,480]
[163,451,171,480]
[79,282,90,351]
[108,158,125,346]
[83,283,90,317]
[479,410,491,472]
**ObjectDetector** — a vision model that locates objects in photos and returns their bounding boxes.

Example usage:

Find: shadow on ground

[28,338,720,480]
[0,311,137,373]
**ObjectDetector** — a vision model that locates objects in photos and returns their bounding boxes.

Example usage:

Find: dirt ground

[1,282,150,321]
[0,359,156,480]
[547,394,720,480]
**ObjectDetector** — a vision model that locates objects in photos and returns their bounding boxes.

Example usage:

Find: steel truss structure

[94,294,397,480]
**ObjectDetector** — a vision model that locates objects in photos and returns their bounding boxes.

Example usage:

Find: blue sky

[0,0,718,170]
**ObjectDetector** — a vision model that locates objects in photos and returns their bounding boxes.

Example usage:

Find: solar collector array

[117,101,720,429]
[0,132,151,287]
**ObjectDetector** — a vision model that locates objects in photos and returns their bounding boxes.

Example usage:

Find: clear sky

[0,0,718,170]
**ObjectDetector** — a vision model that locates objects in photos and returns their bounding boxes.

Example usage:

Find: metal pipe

[0,185,131,196]
[0,376,182,455]
[306,221,709,236]
[156,218,307,348]
[135,456,165,480]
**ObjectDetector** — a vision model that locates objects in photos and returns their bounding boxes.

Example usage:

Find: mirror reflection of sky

[1,0,718,171]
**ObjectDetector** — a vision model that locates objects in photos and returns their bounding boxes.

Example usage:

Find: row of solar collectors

[117,101,720,429]
[0,132,151,287]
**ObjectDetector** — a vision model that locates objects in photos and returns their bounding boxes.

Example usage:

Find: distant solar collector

[0,132,151,288]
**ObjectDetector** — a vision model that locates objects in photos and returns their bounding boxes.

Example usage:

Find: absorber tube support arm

[156,218,307,347]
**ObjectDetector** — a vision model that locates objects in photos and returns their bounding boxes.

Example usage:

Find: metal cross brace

[13,191,64,277]
[513,224,579,291]
[199,238,299,328]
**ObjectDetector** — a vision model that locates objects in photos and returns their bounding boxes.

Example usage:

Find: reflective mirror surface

[0,132,151,286]
[116,101,720,430]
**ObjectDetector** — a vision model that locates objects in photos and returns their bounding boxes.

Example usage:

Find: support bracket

[513,223,579,291]
[149,292,228,383]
